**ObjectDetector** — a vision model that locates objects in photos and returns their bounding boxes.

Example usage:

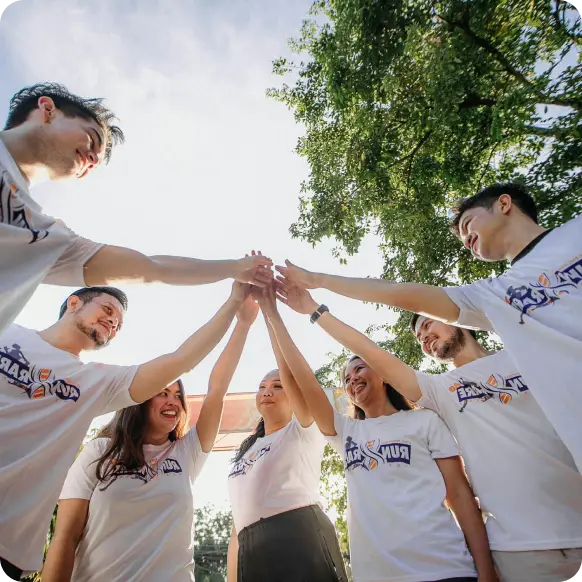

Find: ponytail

[232,418,265,464]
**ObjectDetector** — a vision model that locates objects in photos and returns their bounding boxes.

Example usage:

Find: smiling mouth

[161,410,177,418]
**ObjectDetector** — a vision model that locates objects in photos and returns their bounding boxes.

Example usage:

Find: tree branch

[404,130,433,196]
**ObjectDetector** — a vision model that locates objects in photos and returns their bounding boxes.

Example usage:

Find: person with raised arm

[276,183,582,471]
[41,287,259,582]
[264,284,497,582]
[0,82,273,336]
[0,281,250,579]
[276,280,582,582]
[226,285,347,582]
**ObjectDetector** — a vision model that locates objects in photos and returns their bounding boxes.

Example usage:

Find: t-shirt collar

[510,229,553,266]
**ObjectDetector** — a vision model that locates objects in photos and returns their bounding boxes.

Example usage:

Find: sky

[0,0,397,511]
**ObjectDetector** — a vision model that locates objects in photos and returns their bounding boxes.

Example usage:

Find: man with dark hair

[0,82,272,337]
[0,282,250,578]
[276,182,582,472]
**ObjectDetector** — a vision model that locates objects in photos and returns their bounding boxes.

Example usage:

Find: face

[343,358,384,409]
[70,294,124,349]
[255,370,291,418]
[415,316,465,362]
[457,196,512,261]
[34,97,105,180]
[146,382,185,436]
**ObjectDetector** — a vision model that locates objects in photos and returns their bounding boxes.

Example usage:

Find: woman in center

[227,287,348,582]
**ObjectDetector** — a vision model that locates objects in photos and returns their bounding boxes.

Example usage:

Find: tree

[194,505,233,582]
[269,0,582,367]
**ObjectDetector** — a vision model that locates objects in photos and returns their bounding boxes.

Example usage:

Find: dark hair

[341,355,412,419]
[410,313,477,340]
[232,417,265,464]
[94,379,188,490]
[450,182,538,235]
[58,286,128,319]
[4,82,124,163]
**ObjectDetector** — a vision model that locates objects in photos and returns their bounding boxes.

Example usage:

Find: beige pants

[493,549,582,582]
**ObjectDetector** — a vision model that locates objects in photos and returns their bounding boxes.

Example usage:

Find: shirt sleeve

[88,363,139,415]
[43,222,104,286]
[181,426,210,481]
[443,281,495,332]
[295,417,326,446]
[325,409,349,456]
[60,439,106,500]
[414,371,443,413]
[424,410,460,460]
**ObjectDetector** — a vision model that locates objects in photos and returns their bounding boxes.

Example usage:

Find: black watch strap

[310,304,329,324]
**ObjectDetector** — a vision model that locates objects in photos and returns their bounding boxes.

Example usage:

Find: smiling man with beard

[0,282,250,579]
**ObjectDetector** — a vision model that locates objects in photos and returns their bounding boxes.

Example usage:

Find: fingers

[275,292,288,305]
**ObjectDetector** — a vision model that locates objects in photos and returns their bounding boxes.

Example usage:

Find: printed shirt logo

[449,372,529,412]
[228,444,272,478]
[0,343,80,402]
[105,458,183,487]
[0,172,50,244]
[344,436,412,472]
[505,256,582,323]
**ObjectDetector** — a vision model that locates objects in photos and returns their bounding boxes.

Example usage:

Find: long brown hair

[341,355,412,419]
[95,379,188,484]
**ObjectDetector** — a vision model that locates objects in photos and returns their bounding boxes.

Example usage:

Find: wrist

[313,272,325,289]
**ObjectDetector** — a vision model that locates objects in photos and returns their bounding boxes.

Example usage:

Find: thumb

[285,259,293,267]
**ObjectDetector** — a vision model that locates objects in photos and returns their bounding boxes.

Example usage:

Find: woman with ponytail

[268,279,498,582]
[227,285,347,582]
[42,283,258,582]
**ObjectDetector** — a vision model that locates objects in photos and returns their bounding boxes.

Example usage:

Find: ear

[66,295,83,315]
[497,193,513,216]
[37,96,56,123]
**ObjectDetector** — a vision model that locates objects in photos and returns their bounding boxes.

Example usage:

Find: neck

[0,129,49,186]
[37,322,89,357]
[263,416,289,436]
[502,216,547,262]
[362,396,399,419]
[143,430,170,446]
[452,341,490,368]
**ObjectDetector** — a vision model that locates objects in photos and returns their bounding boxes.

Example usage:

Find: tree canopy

[269,0,581,364]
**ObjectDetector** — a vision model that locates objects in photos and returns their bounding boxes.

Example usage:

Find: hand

[275,279,319,315]
[275,260,320,289]
[230,281,251,303]
[260,282,279,319]
[233,251,273,287]
[236,294,260,327]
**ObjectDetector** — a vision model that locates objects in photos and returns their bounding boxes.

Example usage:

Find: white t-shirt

[0,139,103,336]
[60,430,209,582]
[329,408,476,582]
[415,349,582,552]
[0,324,138,572]
[444,214,582,471]
[228,418,325,533]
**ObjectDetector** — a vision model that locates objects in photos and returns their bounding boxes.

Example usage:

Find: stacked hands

[230,251,319,322]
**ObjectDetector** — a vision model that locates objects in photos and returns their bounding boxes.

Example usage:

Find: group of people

[0,81,580,582]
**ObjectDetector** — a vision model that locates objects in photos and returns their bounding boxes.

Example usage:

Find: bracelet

[310,304,329,324]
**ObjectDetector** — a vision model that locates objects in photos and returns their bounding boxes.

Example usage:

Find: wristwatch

[310,304,329,324]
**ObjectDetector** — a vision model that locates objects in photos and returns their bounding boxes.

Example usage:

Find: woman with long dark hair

[42,284,259,582]
[267,280,499,582]
[226,286,348,582]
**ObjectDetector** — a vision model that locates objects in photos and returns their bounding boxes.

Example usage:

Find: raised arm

[129,283,247,403]
[437,457,498,582]
[276,281,422,402]
[196,289,258,452]
[252,285,313,428]
[41,499,89,582]
[84,246,273,287]
[227,526,238,582]
[276,260,460,324]
[260,296,336,437]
